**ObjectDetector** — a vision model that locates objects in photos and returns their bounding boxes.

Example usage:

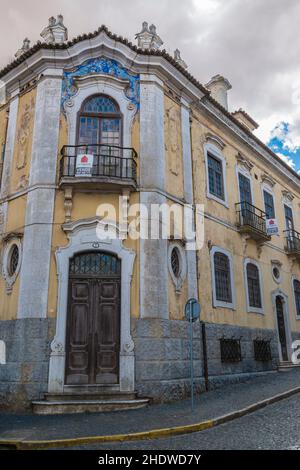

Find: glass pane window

[263,190,275,219]
[284,205,294,230]
[238,173,252,204]
[247,263,262,308]
[214,252,232,303]
[294,280,300,317]
[69,252,121,276]
[83,96,118,113]
[208,153,224,200]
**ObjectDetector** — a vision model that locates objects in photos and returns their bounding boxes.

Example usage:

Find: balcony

[236,201,271,243]
[284,229,300,259]
[59,144,138,190]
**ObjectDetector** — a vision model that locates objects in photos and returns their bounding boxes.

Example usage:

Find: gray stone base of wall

[132,319,280,403]
[0,318,55,410]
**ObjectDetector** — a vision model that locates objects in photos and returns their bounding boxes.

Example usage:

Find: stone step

[44,391,137,402]
[32,398,150,415]
[278,361,300,371]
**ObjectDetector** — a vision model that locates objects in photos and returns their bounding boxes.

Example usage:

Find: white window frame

[2,237,22,294]
[292,276,300,320]
[244,258,264,314]
[210,246,235,309]
[204,143,228,208]
[168,242,187,293]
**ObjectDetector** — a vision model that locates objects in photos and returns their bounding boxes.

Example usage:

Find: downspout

[189,113,209,391]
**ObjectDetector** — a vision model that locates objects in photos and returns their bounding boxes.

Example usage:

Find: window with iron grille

[207,153,224,200]
[220,338,242,362]
[8,244,19,277]
[246,263,262,308]
[294,279,300,317]
[171,247,181,278]
[263,190,275,219]
[253,340,272,362]
[214,252,232,303]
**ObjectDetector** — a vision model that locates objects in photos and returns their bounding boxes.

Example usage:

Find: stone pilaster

[17,75,62,319]
[0,93,19,198]
[139,74,168,319]
[181,100,198,299]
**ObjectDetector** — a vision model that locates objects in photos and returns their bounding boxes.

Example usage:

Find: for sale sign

[75,153,94,177]
[266,218,279,235]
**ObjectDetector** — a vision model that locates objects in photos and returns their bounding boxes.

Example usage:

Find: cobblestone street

[72,393,300,450]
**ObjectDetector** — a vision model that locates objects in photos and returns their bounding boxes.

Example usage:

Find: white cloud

[276,152,296,170]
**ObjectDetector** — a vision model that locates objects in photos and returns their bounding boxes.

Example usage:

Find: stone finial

[205,74,232,111]
[174,49,187,69]
[232,109,259,132]
[40,14,68,44]
[135,21,163,50]
[15,38,31,59]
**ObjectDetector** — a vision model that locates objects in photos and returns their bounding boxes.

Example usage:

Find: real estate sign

[75,153,94,177]
[266,218,279,235]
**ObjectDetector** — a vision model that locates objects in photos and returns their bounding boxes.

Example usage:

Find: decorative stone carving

[236,152,254,172]
[15,38,31,59]
[135,22,163,50]
[205,132,226,150]
[165,105,181,176]
[282,189,294,202]
[16,97,35,171]
[50,339,64,355]
[2,236,22,294]
[17,175,29,190]
[174,49,187,69]
[61,57,140,112]
[261,172,276,187]
[63,186,73,222]
[205,75,232,111]
[40,15,68,44]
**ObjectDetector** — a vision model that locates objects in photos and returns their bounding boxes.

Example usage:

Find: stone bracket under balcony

[59,144,138,192]
[236,202,271,243]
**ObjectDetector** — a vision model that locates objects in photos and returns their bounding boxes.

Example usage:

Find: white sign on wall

[75,153,94,177]
[266,218,279,235]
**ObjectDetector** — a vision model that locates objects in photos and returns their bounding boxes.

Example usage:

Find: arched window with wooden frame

[78,94,122,154]
[214,252,232,303]
[246,262,262,309]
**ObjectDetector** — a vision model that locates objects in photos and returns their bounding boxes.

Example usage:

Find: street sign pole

[185,298,201,413]
[189,302,194,412]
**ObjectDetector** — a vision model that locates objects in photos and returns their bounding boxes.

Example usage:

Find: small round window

[8,244,19,277]
[272,265,281,284]
[171,247,181,278]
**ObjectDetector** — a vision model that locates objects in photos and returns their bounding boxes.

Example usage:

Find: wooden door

[65,252,121,385]
[276,296,288,362]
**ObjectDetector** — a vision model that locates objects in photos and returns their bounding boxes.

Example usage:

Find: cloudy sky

[1,0,300,170]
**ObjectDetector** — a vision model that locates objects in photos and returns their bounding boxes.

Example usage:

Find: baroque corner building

[0,19,300,412]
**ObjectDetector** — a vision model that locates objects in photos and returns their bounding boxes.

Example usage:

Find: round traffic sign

[185,298,201,322]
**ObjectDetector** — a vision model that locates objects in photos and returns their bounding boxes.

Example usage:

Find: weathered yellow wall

[164,94,184,199]
[0,195,27,320]
[191,106,300,333]
[10,88,36,194]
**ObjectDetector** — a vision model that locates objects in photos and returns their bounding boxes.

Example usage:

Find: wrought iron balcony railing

[284,229,300,256]
[60,144,137,184]
[236,201,269,241]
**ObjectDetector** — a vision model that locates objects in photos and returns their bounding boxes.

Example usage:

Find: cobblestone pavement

[72,394,300,450]
[1,370,300,442]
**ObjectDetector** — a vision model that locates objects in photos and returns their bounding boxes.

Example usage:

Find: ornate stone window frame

[168,242,187,293]
[210,245,236,310]
[2,235,22,294]
[243,258,264,314]
[63,74,137,149]
[204,142,229,208]
[48,218,136,394]
[271,260,282,284]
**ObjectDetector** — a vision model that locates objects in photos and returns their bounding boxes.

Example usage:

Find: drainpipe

[189,113,209,391]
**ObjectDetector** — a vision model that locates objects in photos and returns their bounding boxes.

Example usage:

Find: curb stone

[1,385,300,450]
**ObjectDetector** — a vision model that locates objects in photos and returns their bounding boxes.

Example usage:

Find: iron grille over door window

[214,252,232,303]
[207,153,224,200]
[294,279,300,317]
[246,263,262,308]
[263,190,275,219]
